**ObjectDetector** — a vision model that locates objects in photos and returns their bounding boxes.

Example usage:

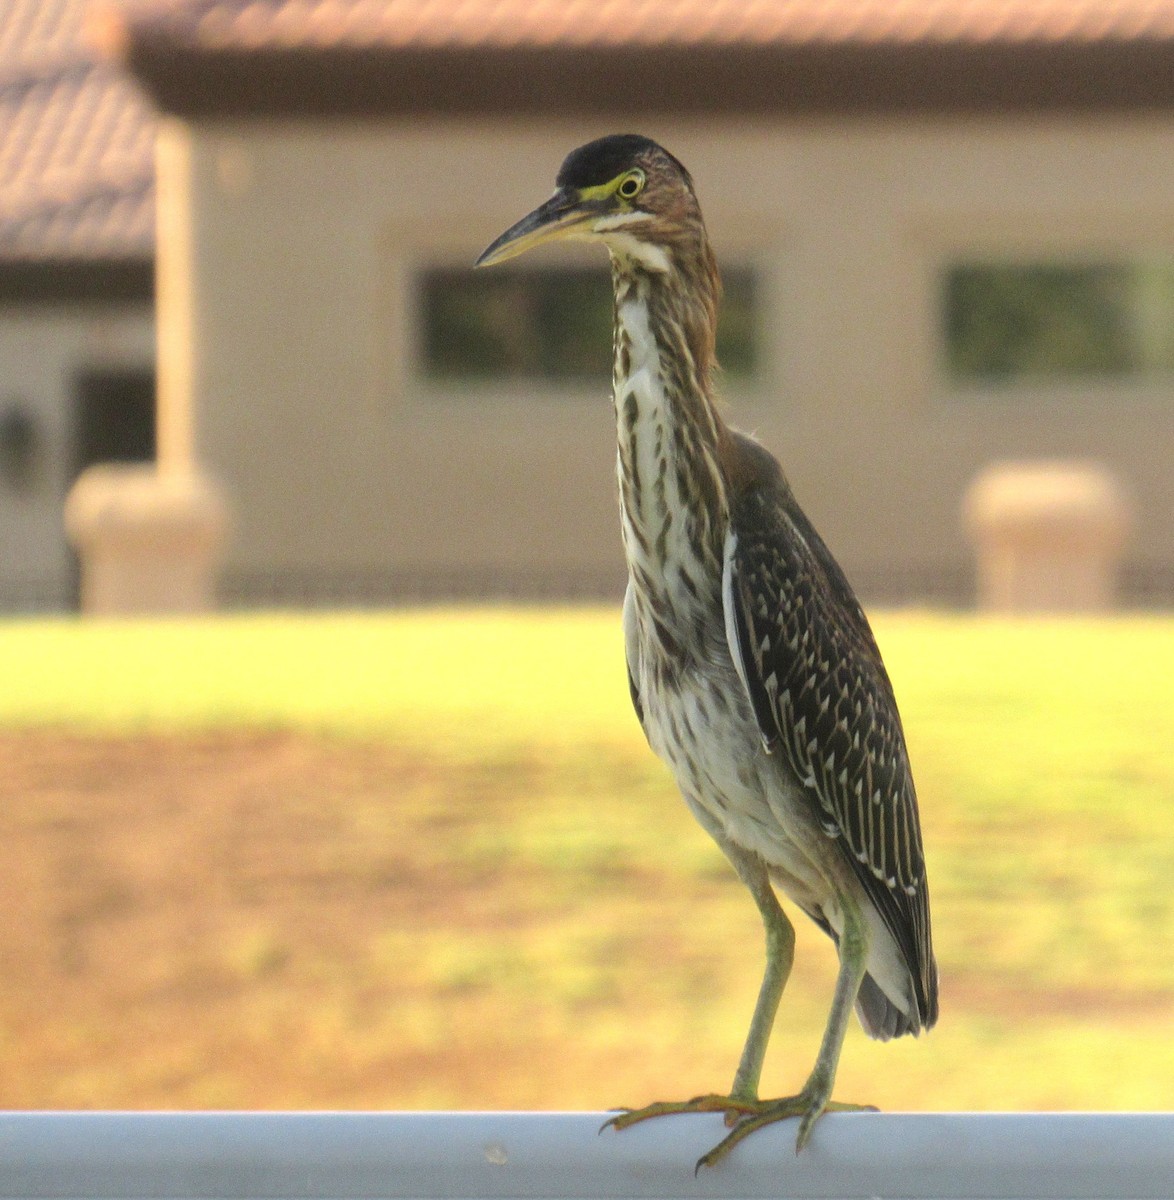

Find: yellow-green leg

[605,848,793,1137]
[605,853,874,1169]
[726,847,796,1101]
[695,894,874,1167]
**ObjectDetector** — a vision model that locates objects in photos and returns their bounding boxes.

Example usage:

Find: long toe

[694,1096,808,1170]
[603,1094,758,1133]
[695,1094,878,1169]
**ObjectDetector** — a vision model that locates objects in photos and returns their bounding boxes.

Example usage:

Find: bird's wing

[721,440,936,1024]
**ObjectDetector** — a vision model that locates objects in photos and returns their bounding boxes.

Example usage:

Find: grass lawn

[0,608,1171,1115]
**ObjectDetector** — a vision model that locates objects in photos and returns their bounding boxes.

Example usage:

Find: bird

[476,134,938,1168]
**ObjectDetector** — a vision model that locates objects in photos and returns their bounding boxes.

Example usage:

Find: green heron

[477,134,938,1168]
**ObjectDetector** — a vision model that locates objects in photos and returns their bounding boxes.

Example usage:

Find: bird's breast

[636,642,812,874]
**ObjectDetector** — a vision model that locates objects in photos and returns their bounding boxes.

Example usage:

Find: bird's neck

[610,240,730,622]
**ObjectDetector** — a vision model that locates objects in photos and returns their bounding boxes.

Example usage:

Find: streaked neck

[610,245,729,617]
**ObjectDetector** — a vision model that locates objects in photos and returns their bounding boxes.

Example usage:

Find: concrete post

[64,465,228,615]
[964,461,1132,613]
[63,120,233,617]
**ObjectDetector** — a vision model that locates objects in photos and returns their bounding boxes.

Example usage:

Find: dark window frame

[416,262,761,387]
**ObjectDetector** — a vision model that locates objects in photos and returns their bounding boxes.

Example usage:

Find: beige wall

[0,307,154,606]
[161,116,1174,602]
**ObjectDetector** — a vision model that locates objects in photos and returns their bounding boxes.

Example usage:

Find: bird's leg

[604,849,795,1130]
[726,850,795,1103]
[695,894,874,1168]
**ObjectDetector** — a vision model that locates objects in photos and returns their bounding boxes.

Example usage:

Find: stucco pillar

[964,461,1132,613]
[66,119,231,615]
[65,465,228,615]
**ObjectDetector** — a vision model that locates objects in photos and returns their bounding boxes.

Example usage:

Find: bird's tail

[801,900,934,1040]
[855,972,922,1041]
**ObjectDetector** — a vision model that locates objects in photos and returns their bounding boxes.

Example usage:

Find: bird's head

[475,134,703,272]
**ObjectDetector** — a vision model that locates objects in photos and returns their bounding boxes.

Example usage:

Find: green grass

[0,608,635,751]
[1,607,1171,1113]
[7,606,1173,748]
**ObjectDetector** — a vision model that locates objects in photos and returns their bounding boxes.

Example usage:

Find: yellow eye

[617,170,645,200]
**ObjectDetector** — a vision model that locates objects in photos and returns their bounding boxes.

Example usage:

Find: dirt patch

[1,730,1168,1112]
[0,730,714,1110]
[0,731,487,1105]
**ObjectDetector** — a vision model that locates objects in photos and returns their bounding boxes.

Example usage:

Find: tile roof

[107,0,1174,118]
[0,0,155,263]
[115,0,1174,50]
[6,0,1174,264]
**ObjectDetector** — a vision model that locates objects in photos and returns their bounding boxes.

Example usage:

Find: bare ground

[1,731,1169,1112]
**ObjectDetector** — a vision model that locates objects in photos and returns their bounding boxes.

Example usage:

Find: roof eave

[114,37,1174,119]
[0,258,154,305]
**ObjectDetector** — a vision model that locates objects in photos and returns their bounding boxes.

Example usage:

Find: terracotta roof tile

[0,0,154,262]
[117,0,1174,50]
[9,0,1174,251]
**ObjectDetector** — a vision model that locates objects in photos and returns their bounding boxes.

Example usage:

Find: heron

[477,133,938,1168]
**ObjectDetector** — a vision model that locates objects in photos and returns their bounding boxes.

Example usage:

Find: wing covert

[721,437,936,1024]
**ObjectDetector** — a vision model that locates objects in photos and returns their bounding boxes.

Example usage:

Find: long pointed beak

[475,188,598,268]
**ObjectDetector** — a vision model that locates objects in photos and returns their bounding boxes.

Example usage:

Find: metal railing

[0,1112,1170,1199]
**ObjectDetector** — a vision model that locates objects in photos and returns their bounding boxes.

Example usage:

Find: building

[0,0,156,608]
[5,1,1174,609]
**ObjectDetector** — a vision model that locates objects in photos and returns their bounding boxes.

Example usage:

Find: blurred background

[0,0,1170,1116]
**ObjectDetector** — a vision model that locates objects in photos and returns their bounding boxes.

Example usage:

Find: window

[419,266,759,384]
[943,260,1174,383]
[71,368,156,477]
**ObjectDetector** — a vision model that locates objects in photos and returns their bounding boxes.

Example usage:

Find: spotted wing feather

[723,436,937,1029]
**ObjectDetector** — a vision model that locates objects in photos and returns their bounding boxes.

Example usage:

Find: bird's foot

[603,1088,876,1170]
[696,1088,877,1169]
